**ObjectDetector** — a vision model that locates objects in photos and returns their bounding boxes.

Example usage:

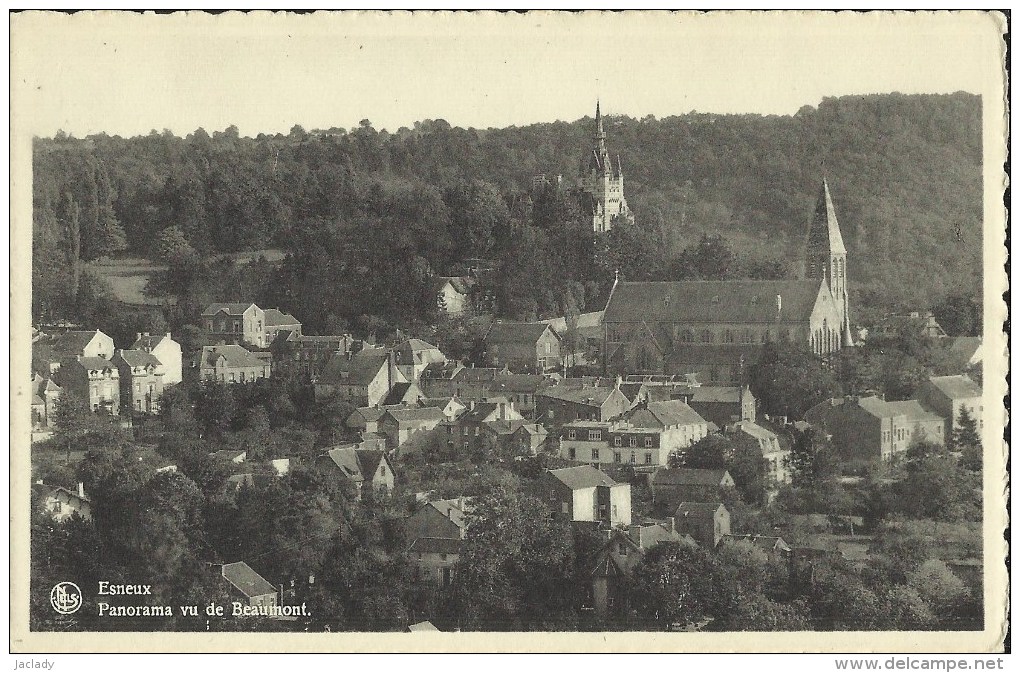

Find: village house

[130,332,184,386]
[939,336,983,375]
[202,303,268,348]
[209,449,247,464]
[588,517,695,617]
[729,421,791,485]
[56,355,120,415]
[434,275,476,316]
[870,310,948,340]
[32,482,92,523]
[804,395,945,462]
[270,332,352,379]
[405,497,471,588]
[679,385,757,428]
[488,373,549,419]
[419,396,467,421]
[674,501,731,548]
[416,361,466,396]
[35,329,116,375]
[917,374,983,437]
[484,322,561,373]
[393,338,447,382]
[263,308,302,346]
[315,445,395,501]
[651,468,736,509]
[345,404,405,436]
[536,381,631,427]
[540,310,606,367]
[31,373,61,429]
[111,349,165,414]
[381,380,425,406]
[218,561,278,609]
[446,398,524,454]
[540,465,632,528]
[378,406,447,453]
[193,344,272,384]
[315,347,405,406]
[509,422,549,456]
[618,399,710,458]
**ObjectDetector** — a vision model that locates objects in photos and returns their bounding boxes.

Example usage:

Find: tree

[451,485,578,631]
[628,540,717,630]
[788,425,838,488]
[907,559,970,628]
[156,226,198,265]
[951,406,981,470]
[193,381,236,438]
[749,343,843,419]
[670,434,729,469]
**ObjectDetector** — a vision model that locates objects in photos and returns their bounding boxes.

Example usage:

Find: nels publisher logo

[50,581,82,615]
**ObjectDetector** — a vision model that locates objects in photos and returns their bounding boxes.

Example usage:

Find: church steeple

[579,100,631,233]
[802,177,851,344]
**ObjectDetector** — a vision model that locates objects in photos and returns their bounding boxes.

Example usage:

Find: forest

[32,92,983,339]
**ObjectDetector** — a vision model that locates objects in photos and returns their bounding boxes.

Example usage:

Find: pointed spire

[809,178,846,255]
[595,100,606,142]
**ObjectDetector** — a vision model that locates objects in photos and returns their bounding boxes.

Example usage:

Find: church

[602,180,852,385]
[579,102,632,233]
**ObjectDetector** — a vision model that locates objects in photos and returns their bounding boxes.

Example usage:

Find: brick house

[202,303,268,348]
[130,332,184,386]
[536,382,631,428]
[315,347,405,406]
[378,406,447,453]
[651,468,735,509]
[804,395,946,462]
[193,344,271,383]
[917,374,983,438]
[674,501,731,548]
[540,465,632,527]
[315,445,395,501]
[270,332,353,380]
[56,356,120,415]
[484,322,561,373]
[111,348,165,414]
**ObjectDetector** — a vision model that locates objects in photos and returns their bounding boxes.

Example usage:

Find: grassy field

[90,249,284,305]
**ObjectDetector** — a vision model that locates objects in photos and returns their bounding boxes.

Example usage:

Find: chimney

[615,375,623,390]
[77,482,85,499]
[776,294,782,316]
[469,400,475,410]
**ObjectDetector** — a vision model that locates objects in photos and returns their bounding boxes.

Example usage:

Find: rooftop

[927,374,982,400]
[221,561,276,598]
[548,465,618,490]
[653,468,731,486]
[485,322,556,345]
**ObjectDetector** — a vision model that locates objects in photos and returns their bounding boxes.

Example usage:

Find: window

[614,452,622,463]
[568,448,576,460]
[700,330,713,343]
[629,453,636,464]
[588,430,602,441]
[568,429,577,440]
[724,329,734,343]
[644,452,652,464]
[645,436,653,447]
[463,427,469,436]
[229,372,236,383]
[240,371,246,382]
[614,436,622,447]
[618,543,628,556]
[592,449,600,461]
[629,436,638,447]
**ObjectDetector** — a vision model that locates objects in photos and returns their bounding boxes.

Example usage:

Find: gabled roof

[548,465,618,490]
[264,308,300,326]
[51,330,108,356]
[198,344,265,369]
[514,422,548,437]
[131,333,174,350]
[33,374,61,396]
[540,311,605,335]
[436,276,475,295]
[202,302,256,316]
[451,367,504,383]
[731,421,778,442]
[395,338,440,353]
[675,501,726,518]
[884,400,944,423]
[421,361,465,380]
[320,446,388,482]
[382,382,422,406]
[854,396,900,419]
[425,498,471,530]
[653,468,731,486]
[626,400,706,429]
[407,537,463,555]
[73,356,117,371]
[221,561,276,598]
[690,386,744,404]
[384,407,446,424]
[927,375,981,400]
[320,347,391,386]
[625,521,695,550]
[482,418,529,436]
[115,349,163,368]
[407,620,440,632]
[603,280,824,325]
[539,384,623,408]
[805,179,846,256]
[721,533,791,553]
[485,322,556,345]
[210,449,246,462]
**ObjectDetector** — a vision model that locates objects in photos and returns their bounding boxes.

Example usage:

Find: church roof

[807,179,846,256]
[604,280,823,325]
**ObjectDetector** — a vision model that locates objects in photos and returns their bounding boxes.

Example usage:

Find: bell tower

[802,179,850,341]
[579,101,631,233]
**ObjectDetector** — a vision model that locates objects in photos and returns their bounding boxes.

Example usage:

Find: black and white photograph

[10,10,1008,654]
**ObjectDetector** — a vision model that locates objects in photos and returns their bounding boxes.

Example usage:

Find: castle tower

[802,179,851,343]
[579,101,631,233]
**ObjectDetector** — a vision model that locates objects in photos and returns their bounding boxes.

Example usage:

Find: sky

[10,11,1005,138]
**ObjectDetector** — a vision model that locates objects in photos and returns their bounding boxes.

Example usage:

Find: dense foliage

[33,93,982,334]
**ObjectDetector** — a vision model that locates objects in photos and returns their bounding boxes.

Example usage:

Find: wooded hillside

[32,92,982,331]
